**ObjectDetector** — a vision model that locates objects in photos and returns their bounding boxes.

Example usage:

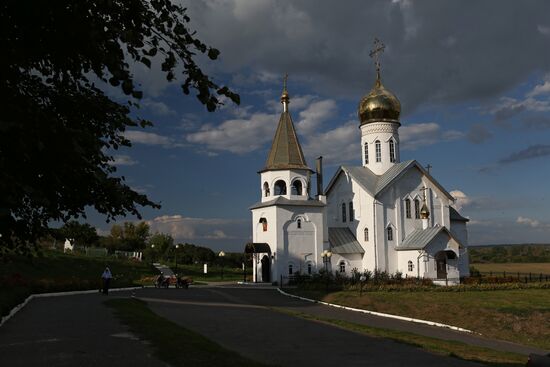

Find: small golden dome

[358,79,401,125]
[420,202,430,219]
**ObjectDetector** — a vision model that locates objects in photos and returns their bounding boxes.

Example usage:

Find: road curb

[277,288,475,334]
[0,286,143,328]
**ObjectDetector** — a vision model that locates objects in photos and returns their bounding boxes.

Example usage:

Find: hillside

[469,244,550,263]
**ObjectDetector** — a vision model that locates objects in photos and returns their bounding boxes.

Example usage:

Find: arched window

[259,218,267,232]
[364,227,369,242]
[414,199,420,219]
[297,218,302,229]
[375,140,381,162]
[263,182,270,197]
[364,142,369,164]
[405,199,411,218]
[389,140,396,163]
[274,180,287,195]
[387,226,393,241]
[408,260,414,272]
[288,264,294,275]
[349,201,354,221]
[291,180,303,195]
[339,261,346,273]
[341,203,347,223]
[307,262,312,275]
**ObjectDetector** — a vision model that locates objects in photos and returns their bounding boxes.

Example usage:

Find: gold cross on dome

[369,38,385,80]
[420,186,429,202]
[283,73,288,92]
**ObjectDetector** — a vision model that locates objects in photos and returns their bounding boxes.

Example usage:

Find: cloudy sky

[93,0,550,251]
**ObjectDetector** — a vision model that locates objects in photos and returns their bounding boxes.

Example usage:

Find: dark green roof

[329,227,365,254]
[262,112,311,172]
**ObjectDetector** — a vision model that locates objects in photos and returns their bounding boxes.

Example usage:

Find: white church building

[246,58,470,285]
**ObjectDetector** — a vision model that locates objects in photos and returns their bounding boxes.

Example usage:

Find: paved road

[0,292,166,367]
[138,287,485,367]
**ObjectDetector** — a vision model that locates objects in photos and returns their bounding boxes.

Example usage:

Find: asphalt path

[138,286,486,367]
[0,292,166,367]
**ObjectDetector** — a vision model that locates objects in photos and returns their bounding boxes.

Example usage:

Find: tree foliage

[100,222,151,252]
[0,0,239,254]
[54,221,100,247]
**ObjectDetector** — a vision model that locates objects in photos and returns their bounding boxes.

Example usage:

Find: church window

[349,201,354,221]
[291,180,303,195]
[375,140,381,162]
[288,264,294,275]
[364,227,369,242]
[414,199,420,219]
[387,226,393,241]
[405,199,411,218]
[389,140,396,163]
[339,261,346,273]
[297,218,302,229]
[274,180,287,195]
[307,262,312,275]
[408,260,414,272]
[364,143,369,164]
[263,182,270,197]
[259,218,267,232]
[342,203,347,222]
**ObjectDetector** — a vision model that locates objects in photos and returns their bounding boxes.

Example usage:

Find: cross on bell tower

[369,38,385,84]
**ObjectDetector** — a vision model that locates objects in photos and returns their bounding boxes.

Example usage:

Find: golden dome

[420,202,430,219]
[358,79,401,125]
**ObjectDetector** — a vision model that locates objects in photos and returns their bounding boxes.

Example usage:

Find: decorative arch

[341,202,347,222]
[364,142,369,164]
[259,217,268,232]
[364,227,369,242]
[405,198,411,218]
[389,139,396,163]
[291,179,303,195]
[274,180,287,195]
[263,182,270,197]
[386,224,394,241]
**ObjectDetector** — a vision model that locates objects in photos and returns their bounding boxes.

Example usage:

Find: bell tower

[358,38,401,175]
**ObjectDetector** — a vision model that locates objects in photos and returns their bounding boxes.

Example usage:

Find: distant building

[246,61,469,285]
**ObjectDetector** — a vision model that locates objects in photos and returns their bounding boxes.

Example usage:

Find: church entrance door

[435,252,447,279]
[261,255,270,282]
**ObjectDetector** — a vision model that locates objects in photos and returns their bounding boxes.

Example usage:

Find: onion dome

[420,202,430,219]
[358,78,401,125]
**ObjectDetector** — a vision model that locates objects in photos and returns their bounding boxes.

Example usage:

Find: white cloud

[450,190,471,211]
[124,130,177,148]
[146,214,248,242]
[516,216,549,228]
[185,112,277,154]
[110,155,138,166]
[296,99,337,136]
[141,98,176,116]
[527,74,550,98]
[400,123,464,150]
[302,121,357,165]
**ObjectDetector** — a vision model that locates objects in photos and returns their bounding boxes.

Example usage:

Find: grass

[0,250,156,317]
[290,288,550,351]
[105,298,271,367]
[274,308,526,367]
[473,262,550,276]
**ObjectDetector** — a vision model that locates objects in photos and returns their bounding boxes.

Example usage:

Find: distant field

[473,262,550,275]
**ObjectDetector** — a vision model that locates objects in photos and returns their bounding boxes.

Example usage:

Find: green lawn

[164,263,249,282]
[0,250,156,317]
[290,288,550,351]
[106,298,271,367]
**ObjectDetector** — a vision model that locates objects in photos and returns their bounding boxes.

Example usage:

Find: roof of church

[396,226,463,250]
[249,196,325,210]
[329,227,365,254]
[449,206,469,222]
[325,160,454,200]
[260,111,312,172]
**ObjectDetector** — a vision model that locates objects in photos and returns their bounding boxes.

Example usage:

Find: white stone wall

[260,169,311,202]
[360,121,400,175]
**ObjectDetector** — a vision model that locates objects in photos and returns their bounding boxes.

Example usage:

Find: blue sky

[90,1,550,251]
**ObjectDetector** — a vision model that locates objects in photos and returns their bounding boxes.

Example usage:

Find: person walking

[101,267,112,295]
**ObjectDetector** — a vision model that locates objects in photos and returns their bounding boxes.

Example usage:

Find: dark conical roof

[262,111,311,172]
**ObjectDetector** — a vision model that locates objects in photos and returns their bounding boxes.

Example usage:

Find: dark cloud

[467,123,492,144]
[499,144,550,164]
[522,115,550,129]
[184,0,550,118]
[493,104,526,123]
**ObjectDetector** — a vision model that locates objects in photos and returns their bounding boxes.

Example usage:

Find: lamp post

[175,244,179,275]
[218,251,225,280]
[150,244,155,265]
[359,274,366,297]
[321,250,332,292]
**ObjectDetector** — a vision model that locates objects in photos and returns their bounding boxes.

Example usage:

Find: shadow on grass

[105,298,274,367]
